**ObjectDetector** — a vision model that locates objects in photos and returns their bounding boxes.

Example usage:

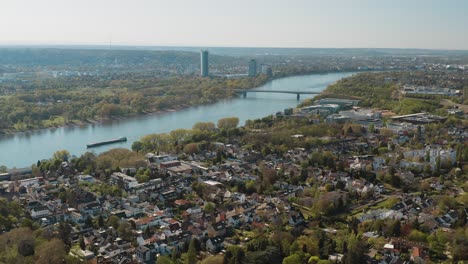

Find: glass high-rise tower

[248,59,257,77]
[200,50,209,77]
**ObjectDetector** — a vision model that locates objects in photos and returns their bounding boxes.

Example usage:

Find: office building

[248,59,257,77]
[260,64,273,77]
[200,50,209,77]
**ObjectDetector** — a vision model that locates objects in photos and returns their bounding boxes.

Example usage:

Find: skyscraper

[200,50,209,77]
[248,59,257,77]
[260,64,273,77]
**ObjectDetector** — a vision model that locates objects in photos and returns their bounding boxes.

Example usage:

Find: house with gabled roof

[207,221,227,237]
[206,236,224,253]
[136,245,153,263]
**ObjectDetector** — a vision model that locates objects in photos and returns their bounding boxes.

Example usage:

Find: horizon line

[0,43,467,52]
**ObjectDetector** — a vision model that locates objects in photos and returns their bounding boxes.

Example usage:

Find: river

[0,72,354,168]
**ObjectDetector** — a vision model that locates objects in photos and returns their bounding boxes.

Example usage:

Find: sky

[0,0,467,50]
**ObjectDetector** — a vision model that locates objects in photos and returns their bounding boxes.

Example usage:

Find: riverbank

[1,91,241,136]
[0,74,272,136]
[0,71,356,168]
[0,70,366,137]
[0,70,367,137]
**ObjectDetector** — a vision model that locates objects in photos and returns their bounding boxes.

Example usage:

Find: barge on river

[86,137,127,148]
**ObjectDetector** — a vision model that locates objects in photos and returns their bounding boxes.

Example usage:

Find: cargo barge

[86,137,127,148]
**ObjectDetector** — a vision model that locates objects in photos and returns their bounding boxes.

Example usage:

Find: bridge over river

[0,72,354,168]
[234,89,321,100]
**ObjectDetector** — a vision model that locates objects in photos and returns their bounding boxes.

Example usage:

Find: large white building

[402,84,460,96]
[31,206,50,219]
[110,172,138,189]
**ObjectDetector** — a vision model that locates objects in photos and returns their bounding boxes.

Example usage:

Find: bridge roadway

[233,89,321,100]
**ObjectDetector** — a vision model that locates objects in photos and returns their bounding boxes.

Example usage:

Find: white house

[31,206,50,219]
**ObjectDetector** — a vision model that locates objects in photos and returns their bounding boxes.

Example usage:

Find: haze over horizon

[1,0,468,50]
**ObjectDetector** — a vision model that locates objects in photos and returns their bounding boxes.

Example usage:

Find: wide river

[0,72,354,168]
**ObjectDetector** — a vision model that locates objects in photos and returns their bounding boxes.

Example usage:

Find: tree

[204,202,215,214]
[390,175,401,188]
[217,117,239,130]
[454,208,467,228]
[18,238,35,256]
[20,218,38,230]
[75,152,96,172]
[109,215,120,229]
[380,128,393,137]
[184,143,199,155]
[79,235,86,250]
[136,174,150,183]
[131,141,144,152]
[408,230,427,242]
[244,246,282,264]
[53,149,70,161]
[156,255,173,264]
[295,235,319,255]
[191,181,205,198]
[386,220,401,237]
[348,217,359,234]
[96,148,145,170]
[452,228,468,262]
[117,221,134,241]
[318,230,333,258]
[144,226,151,237]
[224,245,245,264]
[412,218,420,231]
[344,233,367,264]
[58,221,72,247]
[192,122,216,131]
[170,129,192,144]
[35,239,67,264]
[270,231,294,256]
[98,215,104,228]
[200,255,224,264]
[282,253,302,264]
[85,216,94,228]
[140,133,173,152]
[435,155,441,173]
[261,165,278,186]
[171,248,179,262]
[186,239,197,264]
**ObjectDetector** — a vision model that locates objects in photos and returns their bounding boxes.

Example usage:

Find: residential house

[227,214,242,228]
[207,221,227,237]
[206,236,224,253]
[136,245,153,263]
[158,190,179,202]
[110,172,138,189]
[31,206,50,219]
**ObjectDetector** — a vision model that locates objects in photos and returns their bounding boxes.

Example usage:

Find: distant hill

[147,46,468,57]
[1,45,467,58]
[0,48,241,67]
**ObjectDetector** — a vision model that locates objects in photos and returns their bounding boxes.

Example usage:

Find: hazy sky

[1,0,467,49]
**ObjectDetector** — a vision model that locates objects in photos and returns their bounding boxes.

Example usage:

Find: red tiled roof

[136,216,154,225]
[174,199,190,206]
[412,247,421,257]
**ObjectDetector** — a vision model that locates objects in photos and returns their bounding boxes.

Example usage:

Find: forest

[0,75,268,134]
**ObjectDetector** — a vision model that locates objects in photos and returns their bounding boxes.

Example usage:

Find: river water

[0,72,354,168]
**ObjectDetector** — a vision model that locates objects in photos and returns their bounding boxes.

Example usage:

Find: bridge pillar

[243,91,247,98]
[297,93,300,100]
